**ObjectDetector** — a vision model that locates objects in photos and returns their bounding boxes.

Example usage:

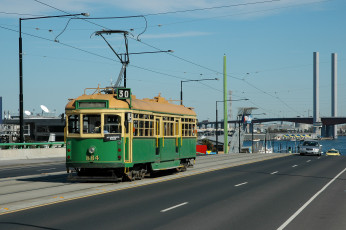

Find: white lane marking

[37,168,56,171]
[160,202,188,213]
[271,171,279,175]
[292,165,298,168]
[235,182,248,187]
[306,160,311,163]
[317,157,321,159]
[277,167,346,230]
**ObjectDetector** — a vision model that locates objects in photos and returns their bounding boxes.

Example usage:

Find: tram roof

[65,92,196,116]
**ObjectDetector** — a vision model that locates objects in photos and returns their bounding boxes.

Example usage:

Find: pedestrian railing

[0,142,65,149]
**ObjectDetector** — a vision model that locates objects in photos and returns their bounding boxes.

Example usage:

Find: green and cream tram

[65,87,197,181]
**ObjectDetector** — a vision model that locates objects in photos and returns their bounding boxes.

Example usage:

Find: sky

[0,0,345,122]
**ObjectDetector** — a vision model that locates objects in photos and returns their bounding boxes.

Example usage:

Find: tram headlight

[88,146,96,154]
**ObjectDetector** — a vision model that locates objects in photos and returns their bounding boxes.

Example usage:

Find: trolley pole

[223,55,228,154]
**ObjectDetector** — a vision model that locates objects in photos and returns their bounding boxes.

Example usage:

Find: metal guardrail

[0,142,65,149]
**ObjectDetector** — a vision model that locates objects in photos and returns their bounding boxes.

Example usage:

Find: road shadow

[0,222,59,230]
[18,174,72,184]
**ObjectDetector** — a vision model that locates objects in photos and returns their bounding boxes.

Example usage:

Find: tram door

[155,117,162,162]
[124,112,133,163]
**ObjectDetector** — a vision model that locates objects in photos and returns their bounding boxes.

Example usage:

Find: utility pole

[19,13,89,143]
[223,55,228,154]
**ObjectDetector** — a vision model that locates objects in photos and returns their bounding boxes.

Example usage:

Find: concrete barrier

[0,148,65,161]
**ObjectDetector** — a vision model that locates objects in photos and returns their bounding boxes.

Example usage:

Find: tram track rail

[0,153,290,215]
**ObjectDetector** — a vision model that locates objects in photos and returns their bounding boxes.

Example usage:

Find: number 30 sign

[117,88,131,99]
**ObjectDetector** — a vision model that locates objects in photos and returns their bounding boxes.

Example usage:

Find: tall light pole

[180,78,218,105]
[238,114,241,153]
[215,98,248,154]
[19,13,89,143]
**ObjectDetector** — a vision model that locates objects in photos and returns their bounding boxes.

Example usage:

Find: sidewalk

[0,157,65,168]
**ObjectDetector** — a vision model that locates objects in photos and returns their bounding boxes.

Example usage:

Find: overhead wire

[135,0,332,30]
[22,0,316,114]
[29,0,226,85]
[32,0,107,29]
[134,0,282,17]
[1,24,211,84]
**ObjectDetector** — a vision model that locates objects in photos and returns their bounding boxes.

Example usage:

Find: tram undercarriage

[67,159,194,182]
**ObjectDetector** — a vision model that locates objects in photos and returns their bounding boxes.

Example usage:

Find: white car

[299,140,322,156]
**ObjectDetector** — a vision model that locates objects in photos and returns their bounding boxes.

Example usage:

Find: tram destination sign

[117,88,131,100]
[104,134,121,142]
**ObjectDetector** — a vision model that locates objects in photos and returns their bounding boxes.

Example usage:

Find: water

[243,136,346,155]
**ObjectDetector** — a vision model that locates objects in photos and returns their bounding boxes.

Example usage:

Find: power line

[32,0,108,29]
[29,1,229,87]
[0,24,116,61]
[138,0,332,30]
[25,0,310,114]
[0,23,303,116]
[240,78,304,116]
[1,21,301,115]
[73,0,281,19]
[139,0,282,17]
[1,25,219,84]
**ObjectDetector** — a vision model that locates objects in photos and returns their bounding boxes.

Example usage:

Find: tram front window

[68,115,80,134]
[104,115,122,134]
[83,115,101,133]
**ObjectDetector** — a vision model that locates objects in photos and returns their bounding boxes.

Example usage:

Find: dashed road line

[160,202,188,213]
[235,182,248,187]
[271,171,279,175]
[306,160,311,163]
[292,165,298,168]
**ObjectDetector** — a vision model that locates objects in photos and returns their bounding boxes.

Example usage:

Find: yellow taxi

[326,149,341,156]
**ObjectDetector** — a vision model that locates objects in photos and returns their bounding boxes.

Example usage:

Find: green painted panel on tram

[132,138,156,162]
[180,138,197,158]
[67,138,122,163]
[160,138,179,161]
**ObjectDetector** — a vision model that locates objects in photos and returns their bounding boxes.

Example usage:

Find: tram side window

[68,115,80,134]
[104,115,122,134]
[163,116,174,137]
[83,115,101,133]
[133,113,154,137]
[181,118,196,137]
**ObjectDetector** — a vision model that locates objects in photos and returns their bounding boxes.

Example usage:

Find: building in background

[2,116,64,142]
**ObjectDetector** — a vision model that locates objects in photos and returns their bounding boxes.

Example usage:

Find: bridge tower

[313,52,321,135]
[331,53,338,139]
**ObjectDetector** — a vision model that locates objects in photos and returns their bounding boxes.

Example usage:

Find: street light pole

[18,13,89,143]
[238,115,241,153]
[180,78,218,105]
[19,19,23,143]
[251,122,254,153]
[215,101,219,153]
